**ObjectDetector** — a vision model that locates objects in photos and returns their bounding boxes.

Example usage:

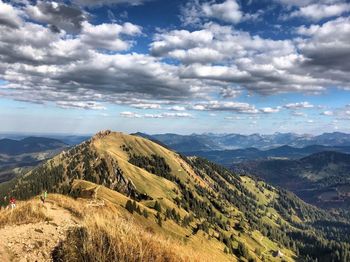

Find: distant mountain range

[233,151,350,210]
[0,137,67,155]
[0,137,68,183]
[136,132,350,151]
[182,145,350,166]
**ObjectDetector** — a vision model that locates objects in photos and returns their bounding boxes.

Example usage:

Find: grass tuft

[54,208,201,262]
[0,200,50,228]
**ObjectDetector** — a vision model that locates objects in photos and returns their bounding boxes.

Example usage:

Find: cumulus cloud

[190,101,260,114]
[284,101,314,109]
[180,0,260,26]
[25,1,87,33]
[260,107,281,113]
[290,3,350,21]
[0,0,23,28]
[0,0,349,120]
[297,17,350,83]
[168,106,186,111]
[151,23,332,95]
[202,0,243,24]
[220,87,241,98]
[80,22,141,51]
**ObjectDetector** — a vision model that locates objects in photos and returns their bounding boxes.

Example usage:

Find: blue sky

[0,0,350,135]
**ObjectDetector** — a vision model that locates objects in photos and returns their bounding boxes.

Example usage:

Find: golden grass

[54,207,202,262]
[49,194,85,219]
[0,200,50,228]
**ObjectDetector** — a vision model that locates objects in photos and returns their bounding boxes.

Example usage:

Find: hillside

[0,131,350,261]
[0,137,67,155]
[0,137,68,184]
[183,145,350,166]
[233,151,350,210]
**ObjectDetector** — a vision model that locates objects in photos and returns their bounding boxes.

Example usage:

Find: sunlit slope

[71,179,233,262]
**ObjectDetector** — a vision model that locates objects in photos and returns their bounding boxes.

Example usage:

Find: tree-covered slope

[233,151,350,210]
[0,131,349,262]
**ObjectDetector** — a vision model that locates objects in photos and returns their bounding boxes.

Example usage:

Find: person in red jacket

[9,197,16,209]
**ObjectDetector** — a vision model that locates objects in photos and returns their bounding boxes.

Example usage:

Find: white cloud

[191,101,259,114]
[120,111,192,118]
[130,103,161,109]
[202,0,243,24]
[56,101,106,110]
[284,101,314,109]
[321,110,334,116]
[290,3,350,21]
[168,106,186,111]
[260,107,281,113]
[81,22,141,51]
[25,1,87,33]
[180,0,260,26]
[120,111,142,118]
[0,0,23,28]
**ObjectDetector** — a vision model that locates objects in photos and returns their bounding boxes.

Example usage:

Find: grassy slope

[82,132,297,261]
[72,179,232,262]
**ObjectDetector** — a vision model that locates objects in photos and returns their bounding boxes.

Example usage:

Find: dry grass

[54,207,201,262]
[49,194,85,219]
[0,200,50,228]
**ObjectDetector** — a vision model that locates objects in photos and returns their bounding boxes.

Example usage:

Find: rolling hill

[0,131,349,261]
[233,151,350,210]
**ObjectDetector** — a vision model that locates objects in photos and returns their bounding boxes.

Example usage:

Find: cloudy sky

[0,0,350,135]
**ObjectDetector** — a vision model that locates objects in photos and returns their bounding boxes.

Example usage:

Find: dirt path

[0,201,78,262]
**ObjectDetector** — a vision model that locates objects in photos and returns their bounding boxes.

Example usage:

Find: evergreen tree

[154,201,162,212]
[156,212,162,227]
[125,200,134,214]
[142,209,149,218]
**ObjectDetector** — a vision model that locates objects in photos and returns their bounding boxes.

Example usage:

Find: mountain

[0,137,68,184]
[1,130,349,261]
[0,137,67,155]
[141,132,350,152]
[233,151,350,210]
[183,145,350,166]
[136,133,221,151]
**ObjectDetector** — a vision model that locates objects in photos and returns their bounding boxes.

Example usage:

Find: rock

[34,228,44,233]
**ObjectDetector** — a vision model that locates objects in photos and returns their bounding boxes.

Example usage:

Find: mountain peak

[91,130,113,140]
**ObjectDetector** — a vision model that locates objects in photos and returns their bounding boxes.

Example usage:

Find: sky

[0,0,350,135]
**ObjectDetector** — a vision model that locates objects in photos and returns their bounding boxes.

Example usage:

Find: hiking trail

[0,201,78,262]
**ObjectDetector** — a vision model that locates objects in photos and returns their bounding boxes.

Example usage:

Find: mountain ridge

[138,132,350,152]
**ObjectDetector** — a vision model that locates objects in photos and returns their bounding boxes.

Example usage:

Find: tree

[142,209,149,218]
[154,201,162,212]
[125,200,134,214]
[156,212,162,227]
[236,242,250,260]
